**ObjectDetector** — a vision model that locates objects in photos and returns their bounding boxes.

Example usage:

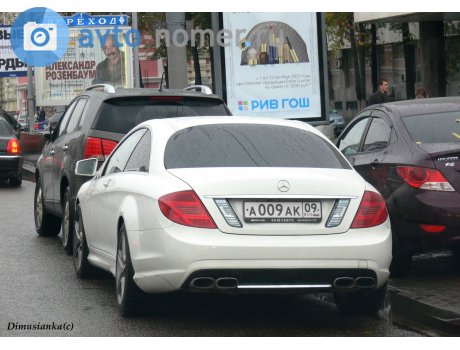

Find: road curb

[389,286,460,336]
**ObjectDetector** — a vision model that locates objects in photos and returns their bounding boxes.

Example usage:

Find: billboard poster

[35,26,133,106]
[0,26,27,78]
[223,13,323,119]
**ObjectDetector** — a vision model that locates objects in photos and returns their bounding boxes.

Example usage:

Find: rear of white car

[129,121,390,300]
[77,117,392,316]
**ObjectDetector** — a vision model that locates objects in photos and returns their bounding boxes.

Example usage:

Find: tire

[34,179,61,236]
[61,187,74,254]
[390,252,412,277]
[9,175,22,186]
[453,247,460,269]
[115,223,145,317]
[73,203,95,279]
[334,283,387,315]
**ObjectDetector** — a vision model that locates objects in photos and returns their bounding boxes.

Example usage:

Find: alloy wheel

[35,187,43,228]
[116,234,127,305]
[73,212,82,270]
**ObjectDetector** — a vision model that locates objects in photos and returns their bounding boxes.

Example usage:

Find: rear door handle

[63,144,68,151]
[49,149,55,156]
[370,159,380,169]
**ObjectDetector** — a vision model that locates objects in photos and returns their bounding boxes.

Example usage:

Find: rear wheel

[390,252,412,277]
[9,174,22,186]
[334,284,387,315]
[115,223,145,317]
[61,187,74,254]
[34,179,61,236]
[73,203,95,278]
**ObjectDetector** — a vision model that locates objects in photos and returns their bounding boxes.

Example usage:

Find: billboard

[35,26,133,106]
[0,26,27,78]
[223,13,326,121]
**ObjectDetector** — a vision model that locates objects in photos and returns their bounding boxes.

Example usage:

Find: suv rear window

[93,96,231,134]
[164,124,351,169]
[0,118,13,136]
[402,112,460,143]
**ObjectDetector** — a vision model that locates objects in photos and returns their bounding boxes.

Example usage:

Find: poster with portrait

[223,13,324,119]
[35,26,133,106]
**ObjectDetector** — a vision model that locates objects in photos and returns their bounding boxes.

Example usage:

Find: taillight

[84,137,117,160]
[419,224,446,233]
[7,139,21,154]
[351,191,388,229]
[396,166,454,191]
[158,190,217,229]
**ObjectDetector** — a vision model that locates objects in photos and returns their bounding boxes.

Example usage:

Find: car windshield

[164,124,351,169]
[402,112,460,144]
[93,96,231,134]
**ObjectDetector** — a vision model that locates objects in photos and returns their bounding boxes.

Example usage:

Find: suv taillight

[396,166,454,191]
[7,139,21,154]
[158,190,217,229]
[84,137,117,160]
[351,191,388,229]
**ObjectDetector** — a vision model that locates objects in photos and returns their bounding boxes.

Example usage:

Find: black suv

[34,85,232,253]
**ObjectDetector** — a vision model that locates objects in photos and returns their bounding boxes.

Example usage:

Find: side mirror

[76,158,98,177]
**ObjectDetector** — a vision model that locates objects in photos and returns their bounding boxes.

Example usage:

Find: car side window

[362,117,392,153]
[103,129,147,176]
[56,101,77,138]
[124,130,151,173]
[338,117,370,156]
[66,98,88,134]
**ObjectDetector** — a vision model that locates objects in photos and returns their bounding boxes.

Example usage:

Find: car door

[336,113,372,166]
[84,128,147,257]
[51,98,87,214]
[352,111,395,194]
[43,101,77,211]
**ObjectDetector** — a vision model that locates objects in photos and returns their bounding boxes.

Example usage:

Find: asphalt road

[0,180,421,337]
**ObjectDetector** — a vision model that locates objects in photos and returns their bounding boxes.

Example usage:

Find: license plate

[243,201,322,223]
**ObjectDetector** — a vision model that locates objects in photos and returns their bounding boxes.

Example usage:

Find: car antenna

[159,71,165,92]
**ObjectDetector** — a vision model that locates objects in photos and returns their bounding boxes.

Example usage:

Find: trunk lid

[417,143,460,192]
[168,167,366,235]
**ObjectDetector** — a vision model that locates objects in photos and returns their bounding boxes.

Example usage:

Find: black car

[0,116,23,186]
[336,97,460,275]
[34,84,232,254]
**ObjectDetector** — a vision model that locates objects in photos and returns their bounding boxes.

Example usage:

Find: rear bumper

[388,186,460,253]
[126,220,392,294]
[0,155,23,179]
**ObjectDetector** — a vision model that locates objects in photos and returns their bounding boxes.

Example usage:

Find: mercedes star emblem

[277,180,290,192]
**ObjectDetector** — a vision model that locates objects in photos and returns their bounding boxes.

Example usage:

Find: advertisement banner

[223,13,322,119]
[0,26,27,78]
[35,26,133,106]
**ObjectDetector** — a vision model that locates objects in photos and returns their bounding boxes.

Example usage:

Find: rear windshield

[164,124,351,169]
[0,118,13,136]
[402,112,460,144]
[93,96,231,134]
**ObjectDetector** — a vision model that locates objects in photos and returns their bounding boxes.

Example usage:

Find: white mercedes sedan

[74,117,392,316]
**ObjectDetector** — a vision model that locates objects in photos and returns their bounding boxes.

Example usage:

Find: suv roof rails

[86,84,116,93]
[184,85,213,95]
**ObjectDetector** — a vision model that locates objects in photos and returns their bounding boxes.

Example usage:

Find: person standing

[368,79,390,106]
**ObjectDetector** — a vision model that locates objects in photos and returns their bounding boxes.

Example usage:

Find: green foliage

[445,21,460,82]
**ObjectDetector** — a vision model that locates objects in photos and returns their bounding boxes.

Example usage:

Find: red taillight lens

[7,139,21,154]
[351,191,388,229]
[158,190,217,229]
[84,137,117,160]
[34,123,39,130]
[396,166,454,191]
[419,224,446,233]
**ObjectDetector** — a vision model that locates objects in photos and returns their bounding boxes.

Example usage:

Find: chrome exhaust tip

[190,277,215,289]
[215,277,238,289]
[355,277,376,289]
[333,277,355,289]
